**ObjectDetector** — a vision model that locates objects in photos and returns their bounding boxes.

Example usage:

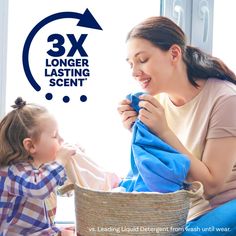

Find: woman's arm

[195,137,236,197]
[138,94,236,197]
[159,130,236,197]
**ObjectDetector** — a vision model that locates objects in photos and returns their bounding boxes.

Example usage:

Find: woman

[118,16,236,234]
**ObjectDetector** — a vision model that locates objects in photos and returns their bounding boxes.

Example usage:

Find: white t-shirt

[156,78,236,221]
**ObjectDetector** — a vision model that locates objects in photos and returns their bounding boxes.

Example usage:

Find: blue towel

[119,92,191,193]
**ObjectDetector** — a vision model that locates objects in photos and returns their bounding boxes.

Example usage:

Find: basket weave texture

[74,183,202,236]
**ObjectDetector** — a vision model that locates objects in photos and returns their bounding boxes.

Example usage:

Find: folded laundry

[119,92,191,193]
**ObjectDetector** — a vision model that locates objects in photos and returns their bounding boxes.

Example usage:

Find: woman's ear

[23,138,36,155]
[170,44,182,62]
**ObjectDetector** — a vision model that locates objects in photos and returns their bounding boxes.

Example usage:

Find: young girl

[0,97,76,236]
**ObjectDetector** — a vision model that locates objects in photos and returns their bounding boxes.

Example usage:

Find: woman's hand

[138,94,170,138]
[117,99,138,131]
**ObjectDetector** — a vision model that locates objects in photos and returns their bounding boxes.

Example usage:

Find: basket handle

[58,181,204,198]
[184,181,204,198]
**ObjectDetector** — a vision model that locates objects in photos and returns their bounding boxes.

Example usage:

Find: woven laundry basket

[70,182,203,236]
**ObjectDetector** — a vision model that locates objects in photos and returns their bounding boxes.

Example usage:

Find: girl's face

[32,114,63,166]
[126,38,175,95]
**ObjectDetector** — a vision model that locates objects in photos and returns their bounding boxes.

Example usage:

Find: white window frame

[161,0,214,54]
[0,0,8,118]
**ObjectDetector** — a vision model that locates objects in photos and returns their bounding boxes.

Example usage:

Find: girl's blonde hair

[0,97,48,166]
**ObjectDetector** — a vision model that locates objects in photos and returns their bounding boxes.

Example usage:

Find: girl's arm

[7,161,66,199]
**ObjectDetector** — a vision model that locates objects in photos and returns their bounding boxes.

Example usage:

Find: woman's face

[126,38,174,95]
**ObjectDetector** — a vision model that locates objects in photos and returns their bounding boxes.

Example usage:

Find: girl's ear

[23,138,36,155]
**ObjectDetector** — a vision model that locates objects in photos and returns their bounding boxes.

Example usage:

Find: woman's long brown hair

[127,16,236,87]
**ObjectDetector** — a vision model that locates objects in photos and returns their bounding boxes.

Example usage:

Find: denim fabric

[183,199,236,235]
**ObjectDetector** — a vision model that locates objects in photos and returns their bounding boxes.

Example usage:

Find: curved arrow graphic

[22,9,102,91]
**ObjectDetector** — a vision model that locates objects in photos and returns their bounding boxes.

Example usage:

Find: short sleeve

[207,95,236,139]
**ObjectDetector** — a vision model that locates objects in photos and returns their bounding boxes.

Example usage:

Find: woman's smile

[138,77,151,89]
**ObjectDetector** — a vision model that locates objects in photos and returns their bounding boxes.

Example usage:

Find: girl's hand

[56,146,76,166]
[117,99,138,131]
[60,226,75,236]
[60,229,75,236]
[63,142,85,153]
[138,94,170,138]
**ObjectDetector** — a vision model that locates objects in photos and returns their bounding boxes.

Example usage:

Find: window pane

[6,0,160,177]
[212,1,236,73]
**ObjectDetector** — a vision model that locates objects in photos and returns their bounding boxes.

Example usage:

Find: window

[212,1,236,73]
[6,0,161,223]
[6,0,160,176]
[0,0,8,118]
